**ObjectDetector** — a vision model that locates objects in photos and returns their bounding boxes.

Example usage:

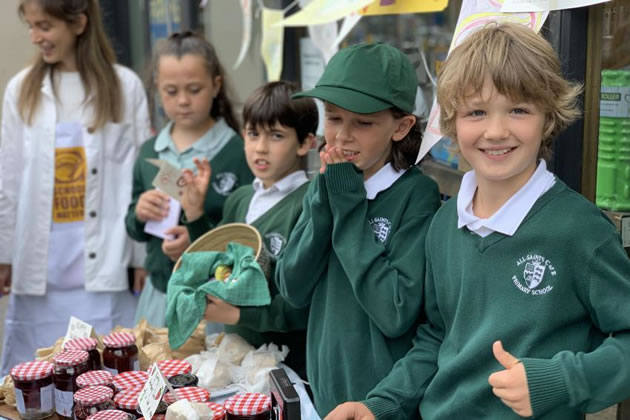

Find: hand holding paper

[136,189,170,223]
[180,157,212,222]
[162,226,191,262]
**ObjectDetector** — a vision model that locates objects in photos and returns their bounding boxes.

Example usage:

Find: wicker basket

[173,223,267,274]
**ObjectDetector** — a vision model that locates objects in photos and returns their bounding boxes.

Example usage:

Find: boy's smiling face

[243,122,310,189]
[455,77,545,195]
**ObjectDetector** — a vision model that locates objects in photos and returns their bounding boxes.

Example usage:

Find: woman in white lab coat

[0,0,151,374]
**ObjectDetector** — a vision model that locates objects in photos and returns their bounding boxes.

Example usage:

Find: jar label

[55,388,74,416]
[41,384,54,412]
[15,383,54,414]
[14,388,24,414]
[104,365,118,376]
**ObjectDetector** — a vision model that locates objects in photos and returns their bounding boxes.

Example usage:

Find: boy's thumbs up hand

[488,340,533,418]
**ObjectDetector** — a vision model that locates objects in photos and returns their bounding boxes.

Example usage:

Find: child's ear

[391,114,416,142]
[212,76,223,98]
[297,133,315,157]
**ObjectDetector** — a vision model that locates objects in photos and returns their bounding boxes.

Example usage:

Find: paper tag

[63,316,94,344]
[622,216,630,248]
[144,198,181,240]
[138,363,175,420]
[147,158,184,201]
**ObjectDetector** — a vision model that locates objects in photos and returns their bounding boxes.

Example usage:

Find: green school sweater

[276,163,441,416]
[364,180,630,420]
[125,135,253,292]
[187,181,311,375]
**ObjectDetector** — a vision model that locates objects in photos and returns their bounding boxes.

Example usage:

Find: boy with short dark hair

[327,23,630,420]
[179,81,318,376]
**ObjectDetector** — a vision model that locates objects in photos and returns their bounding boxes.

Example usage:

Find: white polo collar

[364,163,408,200]
[457,160,556,237]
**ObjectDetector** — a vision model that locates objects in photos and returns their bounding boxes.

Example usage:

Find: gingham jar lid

[113,386,142,410]
[155,359,192,378]
[53,350,89,367]
[224,393,271,416]
[87,409,133,420]
[113,370,149,392]
[204,401,226,420]
[74,385,114,405]
[77,370,114,388]
[163,386,210,404]
[10,360,54,381]
[64,337,98,351]
[103,332,136,349]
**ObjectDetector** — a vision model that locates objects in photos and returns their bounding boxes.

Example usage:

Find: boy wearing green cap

[327,23,630,420]
[275,43,441,416]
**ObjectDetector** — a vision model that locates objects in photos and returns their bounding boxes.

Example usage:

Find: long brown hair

[150,31,240,133]
[17,0,121,131]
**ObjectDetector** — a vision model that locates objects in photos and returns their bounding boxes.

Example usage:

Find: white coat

[0,64,151,295]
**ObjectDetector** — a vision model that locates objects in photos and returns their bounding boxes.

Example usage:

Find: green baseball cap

[294,43,418,114]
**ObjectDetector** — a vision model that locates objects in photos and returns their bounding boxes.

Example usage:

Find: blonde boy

[327,23,630,420]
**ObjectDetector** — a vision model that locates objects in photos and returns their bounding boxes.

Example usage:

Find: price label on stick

[138,363,175,420]
[63,316,94,344]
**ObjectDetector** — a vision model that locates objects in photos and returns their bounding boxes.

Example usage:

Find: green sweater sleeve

[363,244,442,420]
[125,146,152,242]
[522,233,630,417]
[275,174,333,308]
[325,162,437,338]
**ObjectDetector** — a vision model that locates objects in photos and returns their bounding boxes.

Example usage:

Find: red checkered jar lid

[224,393,271,416]
[87,409,133,420]
[205,401,227,420]
[53,350,89,367]
[163,386,210,404]
[113,386,142,410]
[112,370,149,392]
[64,337,98,351]
[10,360,54,381]
[74,385,114,405]
[103,332,136,349]
[77,370,114,388]
[155,359,192,377]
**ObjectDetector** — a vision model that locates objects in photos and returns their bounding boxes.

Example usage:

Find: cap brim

[293,85,392,114]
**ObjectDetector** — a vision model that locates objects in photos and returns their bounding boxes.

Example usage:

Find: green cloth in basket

[166,242,270,349]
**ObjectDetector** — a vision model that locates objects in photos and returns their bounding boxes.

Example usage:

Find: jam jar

[134,401,168,419]
[113,387,143,416]
[162,386,209,405]
[204,402,226,420]
[167,373,198,389]
[77,370,114,390]
[64,337,102,371]
[224,393,272,420]
[154,360,191,379]
[53,350,90,420]
[112,370,149,393]
[102,332,139,374]
[86,409,137,420]
[73,385,115,420]
[10,360,55,420]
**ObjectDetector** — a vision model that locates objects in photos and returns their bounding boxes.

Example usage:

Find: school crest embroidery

[369,217,392,243]
[512,254,556,296]
[264,232,286,258]
[212,172,238,196]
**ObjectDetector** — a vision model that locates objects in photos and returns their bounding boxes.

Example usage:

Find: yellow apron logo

[53,147,86,223]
